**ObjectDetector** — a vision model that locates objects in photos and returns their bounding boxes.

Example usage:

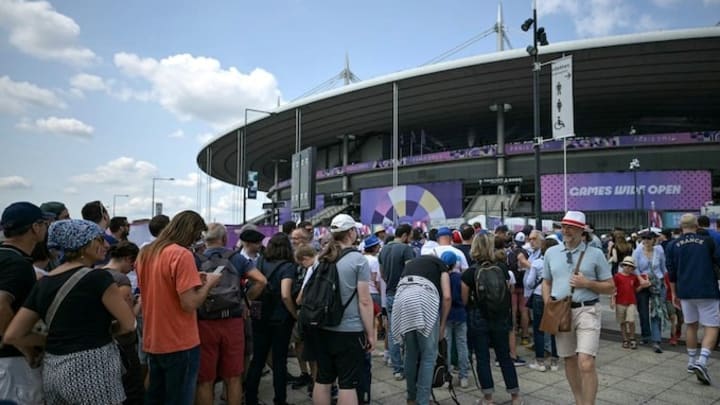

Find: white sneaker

[549,359,559,371]
[393,372,405,381]
[528,360,547,372]
[460,377,469,388]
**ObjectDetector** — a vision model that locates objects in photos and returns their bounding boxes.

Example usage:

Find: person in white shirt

[424,227,469,272]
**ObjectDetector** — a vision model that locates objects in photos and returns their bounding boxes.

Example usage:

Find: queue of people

[1,200,719,405]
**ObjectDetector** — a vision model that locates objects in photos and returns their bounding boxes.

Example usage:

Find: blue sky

[1,0,718,224]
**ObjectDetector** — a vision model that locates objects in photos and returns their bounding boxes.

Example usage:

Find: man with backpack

[390,251,452,405]
[542,211,614,405]
[195,223,267,405]
[301,213,375,405]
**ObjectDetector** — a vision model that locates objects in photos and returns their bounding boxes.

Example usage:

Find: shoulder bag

[28,267,92,368]
[539,250,586,335]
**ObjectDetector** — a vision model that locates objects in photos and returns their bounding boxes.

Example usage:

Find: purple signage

[360,181,462,226]
[541,171,711,212]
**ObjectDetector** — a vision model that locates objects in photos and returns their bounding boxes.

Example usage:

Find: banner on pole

[247,171,258,199]
[551,55,574,139]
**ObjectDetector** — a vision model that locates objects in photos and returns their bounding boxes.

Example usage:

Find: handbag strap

[45,267,92,329]
[569,249,587,295]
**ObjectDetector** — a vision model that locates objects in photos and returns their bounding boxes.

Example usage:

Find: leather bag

[539,250,586,335]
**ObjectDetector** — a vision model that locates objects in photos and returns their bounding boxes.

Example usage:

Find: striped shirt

[391,275,439,343]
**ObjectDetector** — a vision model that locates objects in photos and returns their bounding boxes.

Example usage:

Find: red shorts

[198,317,245,382]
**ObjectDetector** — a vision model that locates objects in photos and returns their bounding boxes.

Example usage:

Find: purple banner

[360,181,462,226]
[541,171,711,212]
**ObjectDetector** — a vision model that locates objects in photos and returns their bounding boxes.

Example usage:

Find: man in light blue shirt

[542,211,614,405]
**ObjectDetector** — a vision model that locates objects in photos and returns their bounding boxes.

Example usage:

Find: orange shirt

[137,243,202,354]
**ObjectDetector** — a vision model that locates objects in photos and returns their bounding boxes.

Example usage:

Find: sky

[1,0,719,225]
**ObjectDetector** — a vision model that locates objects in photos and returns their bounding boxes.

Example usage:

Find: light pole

[630,158,640,229]
[522,0,549,230]
[151,177,174,217]
[242,108,275,224]
[112,194,129,217]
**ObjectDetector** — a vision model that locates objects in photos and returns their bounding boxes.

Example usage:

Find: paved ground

[248,296,720,404]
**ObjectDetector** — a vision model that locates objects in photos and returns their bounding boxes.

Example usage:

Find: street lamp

[630,158,640,229]
[151,177,175,217]
[522,0,549,231]
[242,107,276,224]
[112,194,129,217]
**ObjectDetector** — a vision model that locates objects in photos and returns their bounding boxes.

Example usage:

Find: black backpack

[429,338,460,405]
[197,250,245,320]
[251,257,292,321]
[473,261,510,320]
[299,247,358,329]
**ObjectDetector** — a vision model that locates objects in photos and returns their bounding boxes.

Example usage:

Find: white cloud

[0,175,31,189]
[63,186,79,195]
[114,52,283,128]
[651,0,682,7]
[703,0,720,5]
[196,132,214,144]
[70,156,158,187]
[70,73,109,92]
[174,172,200,187]
[0,75,65,114]
[17,116,94,137]
[0,0,98,66]
[539,0,670,37]
[168,129,185,139]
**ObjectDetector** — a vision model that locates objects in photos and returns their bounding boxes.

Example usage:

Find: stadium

[197,27,720,233]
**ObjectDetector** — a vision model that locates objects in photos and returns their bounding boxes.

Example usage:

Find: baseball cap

[437,227,452,238]
[440,251,457,268]
[330,214,357,233]
[39,201,68,219]
[1,202,54,232]
[514,232,526,243]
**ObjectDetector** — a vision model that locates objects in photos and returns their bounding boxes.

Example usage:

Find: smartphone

[213,265,225,274]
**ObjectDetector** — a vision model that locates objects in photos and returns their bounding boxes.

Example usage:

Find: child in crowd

[611,256,642,349]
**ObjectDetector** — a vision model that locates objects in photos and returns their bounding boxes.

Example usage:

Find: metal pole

[532,4,542,230]
[243,109,248,224]
[151,178,156,218]
[392,82,399,226]
[236,129,241,224]
[563,138,568,212]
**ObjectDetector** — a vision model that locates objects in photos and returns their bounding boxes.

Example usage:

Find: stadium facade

[197,27,720,232]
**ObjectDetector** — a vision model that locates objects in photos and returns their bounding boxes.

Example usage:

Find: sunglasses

[566,251,573,265]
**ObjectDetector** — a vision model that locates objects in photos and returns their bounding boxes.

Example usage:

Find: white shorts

[681,299,720,327]
[556,305,602,358]
[0,356,43,404]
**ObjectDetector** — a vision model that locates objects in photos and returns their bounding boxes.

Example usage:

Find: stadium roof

[198,27,720,191]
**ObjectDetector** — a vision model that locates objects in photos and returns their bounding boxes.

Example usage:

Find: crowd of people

[0,199,719,405]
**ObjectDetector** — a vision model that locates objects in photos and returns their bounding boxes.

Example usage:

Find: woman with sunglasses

[4,219,136,405]
[632,230,668,353]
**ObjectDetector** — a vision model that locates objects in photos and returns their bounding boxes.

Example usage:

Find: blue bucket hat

[48,219,104,251]
[364,235,381,250]
[437,227,452,237]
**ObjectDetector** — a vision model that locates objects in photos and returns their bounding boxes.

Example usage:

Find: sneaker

[528,360,547,372]
[653,344,663,354]
[286,372,301,385]
[513,357,527,367]
[687,364,695,374]
[393,372,405,381]
[521,337,530,346]
[549,358,559,371]
[692,364,712,385]
[460,377,469,388]
[669,336,678,346]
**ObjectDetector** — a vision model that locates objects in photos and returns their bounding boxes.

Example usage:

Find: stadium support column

[295,108,303,220]
[342,134,349,205]
[491,103,512,195]
[392,82,399,226]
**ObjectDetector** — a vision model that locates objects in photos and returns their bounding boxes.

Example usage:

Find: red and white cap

[561,210,586,229]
